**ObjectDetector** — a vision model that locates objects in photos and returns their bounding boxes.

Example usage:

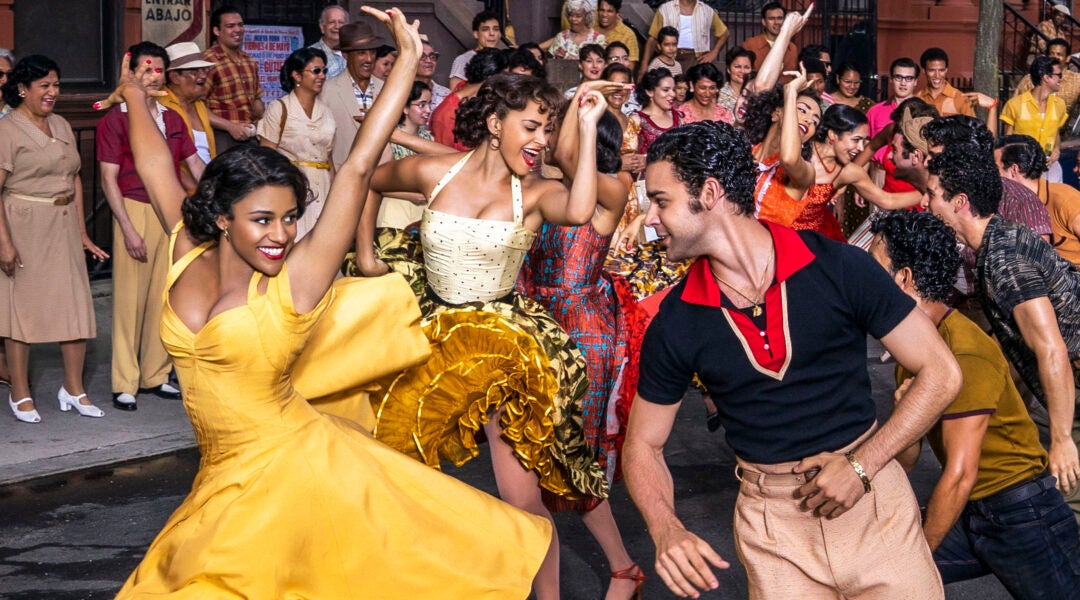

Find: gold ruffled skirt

[368,229,607,501]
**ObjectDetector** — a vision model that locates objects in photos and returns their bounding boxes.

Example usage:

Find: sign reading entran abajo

[142,0,207,50]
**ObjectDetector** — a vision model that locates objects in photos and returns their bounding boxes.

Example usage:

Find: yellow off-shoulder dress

[116,226,550,599]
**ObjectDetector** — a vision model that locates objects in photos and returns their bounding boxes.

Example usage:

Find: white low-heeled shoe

[58,387,104,418]
[9,394,41,423]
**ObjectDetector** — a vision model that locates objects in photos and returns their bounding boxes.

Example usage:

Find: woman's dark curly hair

[743,84,819,159]
[596,110,623,174]
[813,103,867,143]
[506,47,546,79]
[464,47,508,84]
[635,67,673,107]
[647,121,757,216]
[1,54,60,109]
[182,146,311,243]
[280,47,327,93]
[870,210,961,303]
[453,73,563,148]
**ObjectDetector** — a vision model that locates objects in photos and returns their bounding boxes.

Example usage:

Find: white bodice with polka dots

[420,151,536,304]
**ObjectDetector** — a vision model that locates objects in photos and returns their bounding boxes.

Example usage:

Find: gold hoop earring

[489,135,501,150]
[221,228,231,242]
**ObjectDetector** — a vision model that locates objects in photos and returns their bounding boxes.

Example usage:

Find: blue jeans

[934,473,1080,600]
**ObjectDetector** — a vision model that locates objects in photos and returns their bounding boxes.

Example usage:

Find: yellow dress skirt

[116,229,550,599]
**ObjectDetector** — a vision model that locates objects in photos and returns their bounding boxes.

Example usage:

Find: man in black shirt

[623,121,962,598]
[926,144,1080,522]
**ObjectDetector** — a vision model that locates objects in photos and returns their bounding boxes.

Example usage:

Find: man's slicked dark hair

[761,2,785,19]
[870,210,961,303]
[472,10,500,31]
[128,42,170,70]
[919,47,949,69]
[890,57,920,78]
[996,134,1049,179]
[921,115,993,154]
[646,121,757,216]
[211,4,242,30]
[1048,37,1072,56]
[927,144,1002,218]
[1030,55,1059,84]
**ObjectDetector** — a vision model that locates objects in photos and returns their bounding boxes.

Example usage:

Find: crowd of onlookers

[1,1,1080,597]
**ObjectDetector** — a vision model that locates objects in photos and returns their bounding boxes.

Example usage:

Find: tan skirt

[0,194,95,343]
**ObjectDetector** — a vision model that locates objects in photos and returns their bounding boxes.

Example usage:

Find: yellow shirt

[601,20,640,61]
[1000,90,1069,152]
[1013,71,1080,125]
[897,310,1047,501]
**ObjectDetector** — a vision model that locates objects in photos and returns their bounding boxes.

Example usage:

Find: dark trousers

[934,473,1080,600]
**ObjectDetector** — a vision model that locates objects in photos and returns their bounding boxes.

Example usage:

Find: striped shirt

[976,215,1080,400]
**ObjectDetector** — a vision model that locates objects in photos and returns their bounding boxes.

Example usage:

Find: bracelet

[845,451,872,493]
[990,98,999,109]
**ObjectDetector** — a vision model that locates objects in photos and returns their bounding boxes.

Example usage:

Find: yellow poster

[142,0,207,49]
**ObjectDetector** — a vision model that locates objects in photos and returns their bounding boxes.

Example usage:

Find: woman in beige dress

[0,55,109,423]
[258,47,336,240]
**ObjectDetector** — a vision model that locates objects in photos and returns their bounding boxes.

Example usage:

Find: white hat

[1053,4,1072,17]
[165,42,215,71]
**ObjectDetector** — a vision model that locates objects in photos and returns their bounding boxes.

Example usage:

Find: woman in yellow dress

[99,9,551,599]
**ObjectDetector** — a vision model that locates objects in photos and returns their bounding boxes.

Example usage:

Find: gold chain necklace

[710,246,774,317]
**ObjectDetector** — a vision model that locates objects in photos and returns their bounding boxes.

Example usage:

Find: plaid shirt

[976,215,1080,400]
[203,44,263,125]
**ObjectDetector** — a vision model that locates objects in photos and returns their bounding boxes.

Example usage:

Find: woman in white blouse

[258,47,336,239]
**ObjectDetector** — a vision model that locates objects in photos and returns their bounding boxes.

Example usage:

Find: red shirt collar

[681,220,816,307]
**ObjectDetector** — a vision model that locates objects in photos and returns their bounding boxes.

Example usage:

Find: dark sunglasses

[304,67,328,75]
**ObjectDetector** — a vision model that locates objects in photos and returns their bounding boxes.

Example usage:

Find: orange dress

[754,148,844,242]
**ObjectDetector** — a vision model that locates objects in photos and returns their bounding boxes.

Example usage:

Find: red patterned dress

[519,222,647,511]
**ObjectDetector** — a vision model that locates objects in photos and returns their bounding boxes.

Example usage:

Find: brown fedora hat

[336,19,392,52]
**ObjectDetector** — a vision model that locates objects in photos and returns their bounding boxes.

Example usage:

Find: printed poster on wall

[142,0,207,49]
[244,25,304,105]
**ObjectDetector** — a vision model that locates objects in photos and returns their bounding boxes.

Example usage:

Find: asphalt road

[0,340,1011,599]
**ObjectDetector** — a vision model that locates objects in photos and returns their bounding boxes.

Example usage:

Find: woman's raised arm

[287,7,422,300]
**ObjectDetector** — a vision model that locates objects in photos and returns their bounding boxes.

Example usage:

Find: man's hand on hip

[793,451,869,519]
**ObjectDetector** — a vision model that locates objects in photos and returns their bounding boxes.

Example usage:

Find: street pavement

[0,289,1011,598]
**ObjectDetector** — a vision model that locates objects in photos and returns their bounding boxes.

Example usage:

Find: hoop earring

[221,228,231,242]
[489,135,501,150]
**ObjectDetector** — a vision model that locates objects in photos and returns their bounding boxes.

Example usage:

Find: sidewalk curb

[0,431,196,489]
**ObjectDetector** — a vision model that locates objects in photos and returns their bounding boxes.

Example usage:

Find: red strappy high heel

[610,563,647,599]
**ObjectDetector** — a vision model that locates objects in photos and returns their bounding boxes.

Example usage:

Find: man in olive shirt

[872,210,1080,598]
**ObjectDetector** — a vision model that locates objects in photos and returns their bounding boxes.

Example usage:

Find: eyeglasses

[0,71,12,79]
[420,52,440,61]
[892,74,917,83]
[304,68,328,75]
[178,67,210,76]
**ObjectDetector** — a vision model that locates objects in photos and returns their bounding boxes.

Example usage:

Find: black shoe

[139,383,181,400]
[706,411,721,432]
[112,392,138,411]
